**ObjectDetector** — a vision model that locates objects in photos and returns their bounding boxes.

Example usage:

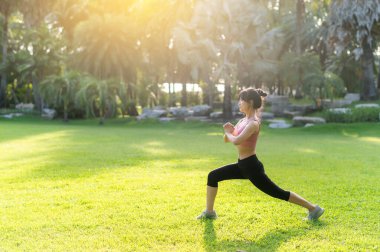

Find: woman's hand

[223,122,234,133]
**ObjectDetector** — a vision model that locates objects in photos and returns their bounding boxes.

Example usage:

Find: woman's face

[238,99,252,113]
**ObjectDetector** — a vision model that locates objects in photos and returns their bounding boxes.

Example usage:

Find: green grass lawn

[0,117,379,251]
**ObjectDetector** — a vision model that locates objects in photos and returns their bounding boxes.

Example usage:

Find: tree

[328,0,379,100]
[186,0,270,118]
[73,14,137,121]
[0,0,20,108]
[18,0,58,111]
[50,0,89,49]
[75,75,121,124]
[40,71,81,122]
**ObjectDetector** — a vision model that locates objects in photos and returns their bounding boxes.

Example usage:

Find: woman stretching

[197,88,324,221]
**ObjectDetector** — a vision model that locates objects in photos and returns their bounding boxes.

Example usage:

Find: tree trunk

[361,39,378,100]
[223,82,232,119]
[0,15,8,108]
[32,75,43,111]
[295,0,305,99]
[181,82,187,107]
[208,81,213,107]
[63,100,68,122]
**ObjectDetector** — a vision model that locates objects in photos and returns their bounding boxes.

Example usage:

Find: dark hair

[239,88,267,109]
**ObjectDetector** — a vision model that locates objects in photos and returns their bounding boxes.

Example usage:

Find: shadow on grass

[203,219,327,252]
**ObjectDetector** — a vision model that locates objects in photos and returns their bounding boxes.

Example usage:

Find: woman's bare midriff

[237,145,256,159]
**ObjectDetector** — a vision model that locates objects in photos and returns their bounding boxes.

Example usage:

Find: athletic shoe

[307,205,324,221]
[196,210,217,220]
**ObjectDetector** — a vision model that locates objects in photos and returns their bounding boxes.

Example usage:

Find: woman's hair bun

[256,89,267,97]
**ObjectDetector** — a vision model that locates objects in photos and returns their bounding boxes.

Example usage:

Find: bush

[323,107,380,123]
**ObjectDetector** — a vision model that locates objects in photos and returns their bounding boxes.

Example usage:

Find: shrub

[323,107,380,123]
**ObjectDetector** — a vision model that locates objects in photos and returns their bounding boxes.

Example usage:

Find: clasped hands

[223,122,234,134]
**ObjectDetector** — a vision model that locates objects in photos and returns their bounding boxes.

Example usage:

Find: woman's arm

[223,122,235,143]
[224,121,258,145]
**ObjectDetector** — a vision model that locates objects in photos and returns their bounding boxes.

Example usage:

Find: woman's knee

[207,170,219,187]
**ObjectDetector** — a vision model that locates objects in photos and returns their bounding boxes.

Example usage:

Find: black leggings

[207,155,290,201]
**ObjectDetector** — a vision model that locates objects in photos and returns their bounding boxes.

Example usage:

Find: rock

[323,94,360,108]
[41,108,56,120]
[159,117,175,122]
[1,114,13,119]
[15,103,34,111]
[210,112,224,119]
[185,116,212,122]
[137,108,167,120]
[293,116,326,126]
[0,113,23,119]
[344,93,360,103]
[355,104,380,108]
[191,105,212,116]
[283,110,302,118]
[304,123,315,127]
[261,112,275,120]
[169,107,191,118]
[267,95,289,116]
[328,108,351,114]
[269,121,292,129]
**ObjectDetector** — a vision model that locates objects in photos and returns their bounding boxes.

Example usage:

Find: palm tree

[75,75,120,124]
[50,0,89,49]
[328,0,379,100]
[294,0,305,99]
[133,0,194,107]
[73,14,136,81]
[0,0,20,108]
[73,14,137,120]
[17,0,58,111]
[183,0,270,118]
[17,25,63,110]
[40,71,81,122]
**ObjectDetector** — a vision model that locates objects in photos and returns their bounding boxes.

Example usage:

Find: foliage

[73,14,136,81]
[323,107,380,123]
[303,70,345,104]
[328,0,380,99]
[1,0,380,111]
[40,71,83,121]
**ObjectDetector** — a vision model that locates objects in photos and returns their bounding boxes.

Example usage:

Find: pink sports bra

[234,118,260,148]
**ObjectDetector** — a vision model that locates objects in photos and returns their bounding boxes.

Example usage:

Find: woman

[197,88,324,220]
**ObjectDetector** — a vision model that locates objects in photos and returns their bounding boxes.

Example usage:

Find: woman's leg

[288,191,316,211]
[243,158,320,213]
[206,186,218,212]
[205,163,244,211]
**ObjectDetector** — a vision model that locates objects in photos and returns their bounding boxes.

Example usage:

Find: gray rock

[344,93,360,103]
[159,117,176,122]
[138,108,167,119]
[269,121,292,129]
[41,108,56,120]
[304,123,315,127]
[283,110,302,118]
[328,108,351,114]
[191,105,212,116]
[293,116,326,126]
[1,114,13,119]
[169,107,191,118]
[15,103,34,111]
[267,95,289,116]
[186,116,212,122]
[261,112,275,120]
[355,103,380,108]
[210,112,224,119]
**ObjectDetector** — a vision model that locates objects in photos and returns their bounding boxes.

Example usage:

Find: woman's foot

[196,210,217,220]
[307,205,324,220]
